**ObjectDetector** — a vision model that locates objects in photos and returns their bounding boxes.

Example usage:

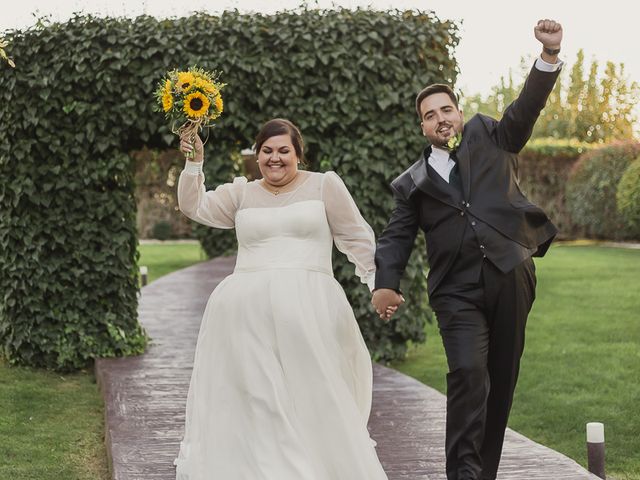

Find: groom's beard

[427,123,459,148]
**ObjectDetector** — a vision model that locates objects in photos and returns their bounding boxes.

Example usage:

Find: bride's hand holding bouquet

[179,131,203,162]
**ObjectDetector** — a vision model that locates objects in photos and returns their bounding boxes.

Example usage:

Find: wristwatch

[543,46,561,55]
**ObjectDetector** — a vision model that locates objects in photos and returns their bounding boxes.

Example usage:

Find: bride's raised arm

[177,161,246,229]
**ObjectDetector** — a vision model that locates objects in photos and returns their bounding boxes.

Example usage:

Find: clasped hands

[371,288,405,322]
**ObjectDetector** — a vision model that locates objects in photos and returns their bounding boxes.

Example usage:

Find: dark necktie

[448,150,462,193]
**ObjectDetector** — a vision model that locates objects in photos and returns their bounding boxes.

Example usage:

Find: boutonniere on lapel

[445,132,463,152]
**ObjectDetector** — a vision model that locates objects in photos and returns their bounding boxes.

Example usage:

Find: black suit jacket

[375,64,560,296]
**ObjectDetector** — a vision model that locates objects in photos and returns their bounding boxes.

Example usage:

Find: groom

[372,19,563,480]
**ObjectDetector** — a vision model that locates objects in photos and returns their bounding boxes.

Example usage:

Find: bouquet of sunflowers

[155,66,226,158]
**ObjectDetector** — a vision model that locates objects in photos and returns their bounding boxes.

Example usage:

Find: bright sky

[2,0,639,99]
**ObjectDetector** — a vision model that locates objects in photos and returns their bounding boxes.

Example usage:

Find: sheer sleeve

[177,160,247,229]
[322,171,376,291]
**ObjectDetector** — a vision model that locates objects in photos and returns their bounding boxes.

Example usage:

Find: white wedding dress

[174,161,388,480]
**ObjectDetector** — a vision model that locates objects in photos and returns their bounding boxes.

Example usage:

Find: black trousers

[429,257,537,480]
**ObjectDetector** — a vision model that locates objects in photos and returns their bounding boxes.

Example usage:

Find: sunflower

[162,92,173,112]
[161,79,173,112]
[184,91,210,118]
[214,95,224,114]
[194,77,219,95]
[177,71,196,91]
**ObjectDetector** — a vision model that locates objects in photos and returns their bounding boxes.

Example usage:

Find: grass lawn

[0,242,205,480]
[137,241,207,283]
[391,244,640,480]
[0,362,110,480]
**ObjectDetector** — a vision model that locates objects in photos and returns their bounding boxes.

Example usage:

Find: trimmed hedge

[0,16,160,370]
[0,147,147,370]
[617,157,640,236]
[517,138,594,238]
[0,9,458,367]
[566,141,640,240]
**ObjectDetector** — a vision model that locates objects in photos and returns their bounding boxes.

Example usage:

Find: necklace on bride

[262,173,299,196]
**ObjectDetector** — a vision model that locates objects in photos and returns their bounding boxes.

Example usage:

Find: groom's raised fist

[534,19,563,49]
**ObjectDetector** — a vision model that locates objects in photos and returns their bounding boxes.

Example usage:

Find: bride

[174,118,395,479]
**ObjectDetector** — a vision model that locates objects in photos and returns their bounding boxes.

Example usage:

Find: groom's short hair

[415,84,459,119]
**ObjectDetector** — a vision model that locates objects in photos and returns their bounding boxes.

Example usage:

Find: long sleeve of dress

[322,171,376,291]
[177,160,247,229]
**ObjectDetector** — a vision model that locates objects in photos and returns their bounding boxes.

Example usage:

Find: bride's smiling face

[257,134,299,187]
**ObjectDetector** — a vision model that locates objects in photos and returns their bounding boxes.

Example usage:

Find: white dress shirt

[428,147,456,183]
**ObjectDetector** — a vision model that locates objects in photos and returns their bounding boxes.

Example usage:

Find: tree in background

[461,49,639,143]
[461,59,527,122]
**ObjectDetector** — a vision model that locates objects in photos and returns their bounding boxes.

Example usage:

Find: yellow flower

[177,71,196,91]
[446,132,462,151]
[184,91,210,118]
[194,77,219,95]
[161,80,173,112]
[162,92,173,112]
[215,95,224,114]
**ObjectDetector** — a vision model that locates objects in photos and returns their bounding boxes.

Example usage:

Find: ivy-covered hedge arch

[0,9,459,369]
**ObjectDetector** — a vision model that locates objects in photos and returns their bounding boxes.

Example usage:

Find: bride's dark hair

[255,118,307,166]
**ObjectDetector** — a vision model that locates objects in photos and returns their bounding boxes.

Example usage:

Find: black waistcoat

[425,161,534,294]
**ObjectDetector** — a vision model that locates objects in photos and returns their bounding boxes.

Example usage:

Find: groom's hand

[534,19,563,63]
[372,288,405,321]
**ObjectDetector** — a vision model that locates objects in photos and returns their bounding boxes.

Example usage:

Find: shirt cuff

[183,160,203,175]
[535,56,564,72]
[366,275,376,293]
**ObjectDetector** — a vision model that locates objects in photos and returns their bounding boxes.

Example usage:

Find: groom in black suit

[372,19,564,480]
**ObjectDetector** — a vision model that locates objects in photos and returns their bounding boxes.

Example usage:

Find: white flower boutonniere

[446,132,462,152]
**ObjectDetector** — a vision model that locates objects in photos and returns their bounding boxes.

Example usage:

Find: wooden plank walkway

[95,256,600,480]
